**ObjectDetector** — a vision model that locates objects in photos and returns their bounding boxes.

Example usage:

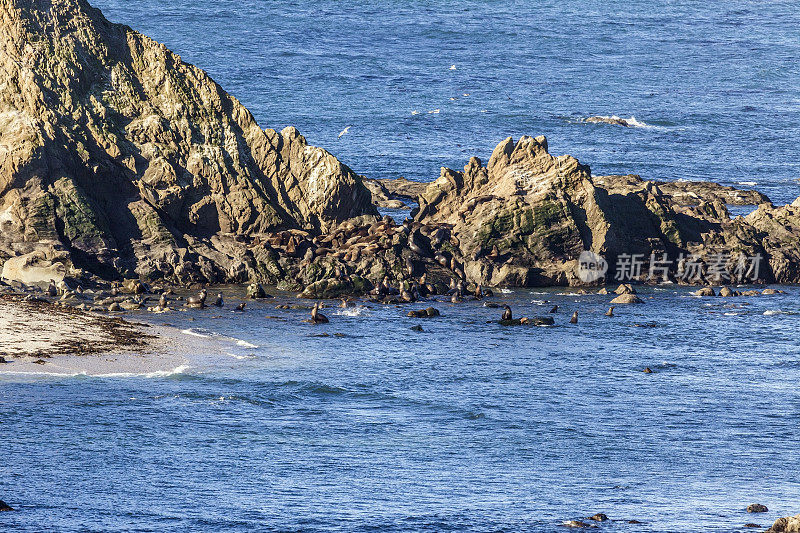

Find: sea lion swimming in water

[311,302,329,324]
[606,306,614,317]
[235,302,246,312]
[340,299,349,308]
[213,293,224,307]
[549,305,558,313]
[502,305,512,321]
[569,311,578,324]
[187,289,207,308]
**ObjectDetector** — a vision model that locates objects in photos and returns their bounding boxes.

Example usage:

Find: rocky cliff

[1,0,798,292]
[0,0,376,283]
[414,135,800,286]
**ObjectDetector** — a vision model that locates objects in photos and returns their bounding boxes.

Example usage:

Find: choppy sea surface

[3,1,800,531]
[2,287,800,532]
[96,0,800,205]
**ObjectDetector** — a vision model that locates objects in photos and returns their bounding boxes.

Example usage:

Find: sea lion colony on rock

[2,1,800,294]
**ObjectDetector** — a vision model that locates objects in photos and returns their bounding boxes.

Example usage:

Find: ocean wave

[1,364,192,379]
[737,181,758,186]
[182,328,258,349]
[235,339,258,348]
[583,115,655,128]
[335,305,368,317]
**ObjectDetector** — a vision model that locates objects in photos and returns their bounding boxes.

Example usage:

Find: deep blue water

[2,287,800,532]
[94,0,800,204]
[3,1,800,531]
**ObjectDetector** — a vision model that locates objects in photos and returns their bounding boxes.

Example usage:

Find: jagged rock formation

[414,135,800,286]
[1,0,798,291]
[0,0,375,283]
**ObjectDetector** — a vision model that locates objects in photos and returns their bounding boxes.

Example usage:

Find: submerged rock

[694,287,716,297]
[407,307,440,318]
[610,293,643,304]
[0,500,13,511]
[747,504,769,513]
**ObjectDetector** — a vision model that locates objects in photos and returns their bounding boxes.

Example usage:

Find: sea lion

[605,306,614,317]
[549,305,558,313]
[569,311,578,324]
[186,289,207,308]
[340,299,349,308]
[235,302,246,312]
[213,293,224,307]
[311,302,329,324]
[474,284,484,299]
[47,280,57,297]
[159,293,168,308]
[643,367,653,373]
[502,305,512,321]
[451,292,463,303]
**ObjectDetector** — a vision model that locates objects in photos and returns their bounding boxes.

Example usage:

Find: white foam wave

[226,352,256,360]
[236,340,258,348]
[181,328,213,338]
[737,181,758,186]
[587,115,654,128]
[182,328,257,349]
[336,306,368,317]
[763,310,787,316]
[499,288,513,294]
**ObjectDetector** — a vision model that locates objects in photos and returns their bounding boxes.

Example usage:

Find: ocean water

[91,0,800,204]
[2,287,800,532]
[3,1,800,531]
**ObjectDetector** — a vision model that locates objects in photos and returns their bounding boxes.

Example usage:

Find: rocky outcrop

[0,0,375,284]
[1,1,798,291]
[414,135,800,286]
[415,135,688,285]
[769,514,800,532]
[592,175,770,207]
[363,176,426,209]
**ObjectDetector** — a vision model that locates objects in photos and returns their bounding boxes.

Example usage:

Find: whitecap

[181,328,214,338]
[336,306,368,317]
[585,114,655,128]
[226,352,256,360]
[235,339,258,348]
[737,181,758,186]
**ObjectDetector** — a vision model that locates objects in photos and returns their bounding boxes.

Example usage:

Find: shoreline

[0,294,189,377]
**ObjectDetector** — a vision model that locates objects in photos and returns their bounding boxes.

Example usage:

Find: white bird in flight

[338,126,351,139]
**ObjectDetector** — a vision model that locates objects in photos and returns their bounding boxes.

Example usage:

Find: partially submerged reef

[2,0,800,301]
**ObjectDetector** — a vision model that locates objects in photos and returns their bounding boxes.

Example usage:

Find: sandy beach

[0,294,188,376]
